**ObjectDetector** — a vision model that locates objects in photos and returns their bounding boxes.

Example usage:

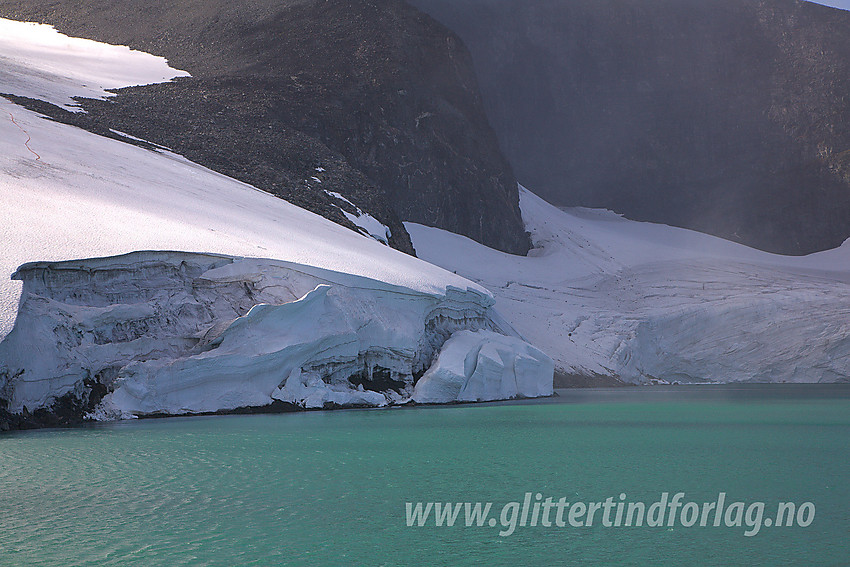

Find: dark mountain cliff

[0,0,530,255]
[411,0,850,254]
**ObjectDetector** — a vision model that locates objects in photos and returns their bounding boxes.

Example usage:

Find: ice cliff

[412,330,553,403]
[0,251,553,419]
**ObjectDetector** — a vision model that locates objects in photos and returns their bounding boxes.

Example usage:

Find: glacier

[412,330,554,403]
[0,251,552,418]
[0,101,560,417]
[408,187,850,384]
[4,8,847,430]
[0,22,552,423]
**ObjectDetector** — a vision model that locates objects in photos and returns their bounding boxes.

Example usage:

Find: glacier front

[0,251,553,420]
[408,186,850,384]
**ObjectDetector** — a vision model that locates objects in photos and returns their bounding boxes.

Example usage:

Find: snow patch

[342,210,393,245]
[109,129,172,150]
[324,190,393,245]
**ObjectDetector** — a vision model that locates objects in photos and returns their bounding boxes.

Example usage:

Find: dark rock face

[411,0,850,255]
[0,0,530,255]
[0,387,104,431]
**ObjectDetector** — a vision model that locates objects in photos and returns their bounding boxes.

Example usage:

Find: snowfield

[0,17,190,112]
[0,22,553,418]
[408,187,850,384]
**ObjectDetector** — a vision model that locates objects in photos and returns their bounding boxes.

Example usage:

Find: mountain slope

[0,0,530,255]
[0,98,485,339]
[411,0,850,255]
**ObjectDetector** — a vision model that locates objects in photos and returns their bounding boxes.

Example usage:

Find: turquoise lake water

[1,385,848,566]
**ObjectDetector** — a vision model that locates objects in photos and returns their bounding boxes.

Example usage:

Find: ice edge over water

[0,251,553,418]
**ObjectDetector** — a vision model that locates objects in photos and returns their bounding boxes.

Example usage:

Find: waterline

[1,385,848,565]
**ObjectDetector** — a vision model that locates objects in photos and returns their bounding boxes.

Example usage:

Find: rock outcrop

[412,0,850,255]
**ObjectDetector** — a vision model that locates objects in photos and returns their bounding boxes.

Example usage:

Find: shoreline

[3,382,850,435]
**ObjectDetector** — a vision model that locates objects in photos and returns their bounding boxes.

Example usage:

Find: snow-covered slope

[0,99,484,339]
[407,187,850,383]
[0,22,553,419]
